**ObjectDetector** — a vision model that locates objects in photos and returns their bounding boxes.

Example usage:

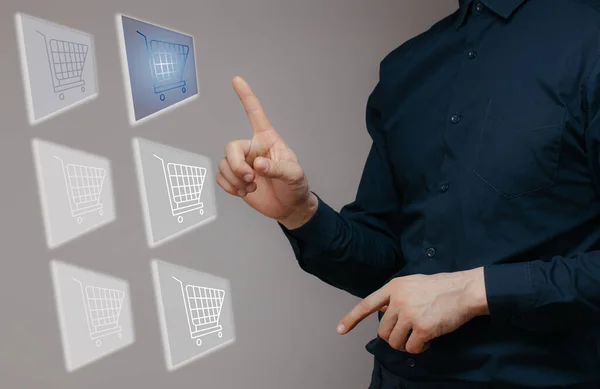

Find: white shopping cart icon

[136,31,190,102]
[154,154,206,223]
[37,31,89,100]
[55,156,106,224]
[72,278,124,347]
[172,276,224,346]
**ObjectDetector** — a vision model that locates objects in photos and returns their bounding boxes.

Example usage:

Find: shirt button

[407,358,415,368]
[426,247,436,258]
[440,183,449,192]
[450,114,461,124]
[468,50,477,59]
[475,2,485,12]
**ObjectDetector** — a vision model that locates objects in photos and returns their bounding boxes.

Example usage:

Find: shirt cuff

[278,192,340,254]
[483,261,536,325]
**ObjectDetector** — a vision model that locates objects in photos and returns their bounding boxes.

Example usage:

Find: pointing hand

[217,76,318,228]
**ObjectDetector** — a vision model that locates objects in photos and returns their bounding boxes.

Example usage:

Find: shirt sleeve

[482,52,600,333]
[278,81,405,299]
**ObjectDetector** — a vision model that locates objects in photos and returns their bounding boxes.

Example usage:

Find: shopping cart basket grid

[55,156,106,224]
[154,154,206,223]
[136,31,190,101]
[37,31,89,100]
[172,276,225,346]
[72,278,125,347]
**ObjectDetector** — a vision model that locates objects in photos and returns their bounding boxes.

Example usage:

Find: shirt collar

[456,0,527,30]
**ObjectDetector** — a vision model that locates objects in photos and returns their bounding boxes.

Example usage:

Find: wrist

[463,267,489,317]
[278,191,319,230]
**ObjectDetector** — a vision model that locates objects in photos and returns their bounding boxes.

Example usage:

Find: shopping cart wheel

[182,87,187,93]
[99,209,104,216]
[196,339,202,346]
[96,339,101,347]
[81,86,85,92]
[77,217,83,224]
[218,332,222,338]
[160,94,166,101]
[199,209,204,215]
[59,93,65,100]
[177,216,183,223]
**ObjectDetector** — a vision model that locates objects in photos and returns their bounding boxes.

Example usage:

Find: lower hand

[336,267,489,354]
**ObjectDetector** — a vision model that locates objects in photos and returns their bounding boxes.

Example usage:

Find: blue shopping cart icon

[137,31,190,102]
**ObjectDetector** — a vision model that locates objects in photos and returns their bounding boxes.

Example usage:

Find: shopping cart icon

[72,278,125,347]
[136,31,190,102]
[54,156,106,224]
[172,276,224,346]
[154,154,206,223]
[37,31,89,101]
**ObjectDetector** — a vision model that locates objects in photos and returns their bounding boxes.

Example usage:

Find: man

[217,0,600,387]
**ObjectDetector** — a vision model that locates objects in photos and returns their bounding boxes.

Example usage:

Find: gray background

[120,15,198,122]
[0,0,456,388]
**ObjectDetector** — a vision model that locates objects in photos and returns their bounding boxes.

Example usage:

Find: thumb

[253,157,303,183]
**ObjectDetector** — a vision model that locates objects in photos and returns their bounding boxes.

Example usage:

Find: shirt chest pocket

[473,100,567,199]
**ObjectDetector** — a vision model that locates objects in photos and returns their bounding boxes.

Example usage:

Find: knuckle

[216,173,227,186]
[403,308,416,321]
[390,341,405,351]
[224,141,235,155]
[413,321,434,336]
[286,169,304,185]
[245,105,258,115]
[225,185,237,195]
[377,327,389,340]
[218,158,228,171]
[405,344,418,354]
[357,300,372,312]
[216,176,233,194]
[390,278,404,290]
[231,163,246,176]
[225,139,244,156]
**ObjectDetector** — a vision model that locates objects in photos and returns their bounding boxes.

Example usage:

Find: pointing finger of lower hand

[232,76,272,135]
[337,288,390,335]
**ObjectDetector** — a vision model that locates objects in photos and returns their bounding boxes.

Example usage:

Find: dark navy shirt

[279,0,600,386]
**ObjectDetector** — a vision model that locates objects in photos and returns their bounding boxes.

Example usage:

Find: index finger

[337,288,390,335]
[232,76,272,134]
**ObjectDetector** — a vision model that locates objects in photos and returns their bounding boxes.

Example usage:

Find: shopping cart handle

[136,30,149,49]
